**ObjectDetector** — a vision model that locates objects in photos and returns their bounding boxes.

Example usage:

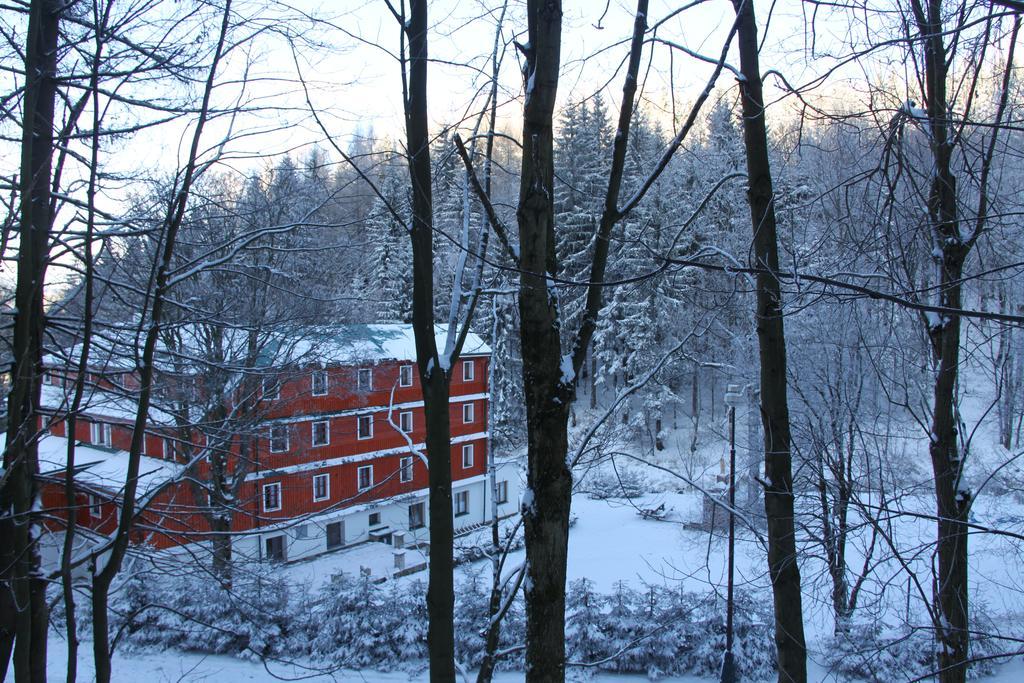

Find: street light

[721,384,743,683]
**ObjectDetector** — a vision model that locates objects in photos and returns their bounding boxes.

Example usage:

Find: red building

[31,324,519,567]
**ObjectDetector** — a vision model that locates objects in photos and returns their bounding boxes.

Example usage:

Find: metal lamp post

[721,384,743,683]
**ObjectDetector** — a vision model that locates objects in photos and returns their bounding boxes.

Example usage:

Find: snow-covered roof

[281,324,491,366]
[7,433,183,495]
[39,383,177,427]
[44,324,491,375]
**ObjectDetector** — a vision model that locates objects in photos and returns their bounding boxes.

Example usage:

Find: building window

[399,456,413,483]
[262,376,280,401]
[162,438,174,460]
[90,421,111,447]
[462,444,474,468]
[262,482,282,512]
[357,465,373,491]
[462,402,475,424]
[357,368,373,391]
[262,483,282,509]
[368,511,381,526]
[495,480,509,504]
[311,370,328,396]
[399,411,413,433]
[88,494,102,519]
[454,490,469,516]
[269,425,289,453]
[295,524,309,539]
[399,364,413,387]
[409,502,425,529]
[462,359,475,382]
[265,535,286,562]
[357,415,373,440]
[312,420,330,447]
[312,473,330,502]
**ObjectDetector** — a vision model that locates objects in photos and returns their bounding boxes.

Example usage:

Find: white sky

[0,0,904,195]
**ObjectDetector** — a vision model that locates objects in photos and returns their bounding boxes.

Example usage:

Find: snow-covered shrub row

[823,609,1006,682]
[110,564,298,659]
[73,562,774,678]
[565,579,775,681]
[583,466,650,500]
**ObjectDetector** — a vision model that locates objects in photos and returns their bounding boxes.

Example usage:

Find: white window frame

[454,490,469,516]
[399,456,414,483]
[357,368,373,392]
[399,410,413,433]
[357,465,373,492]
[357,414,373,440]
[462,402,475,424]
[88,494,102,519]
[311,419,330,447]
[90,421,111,447]
[312,473,330,502]
[269,425,289,453]
[162,437,174,460]
[496,480,509,504]
[295,524,309,540]
[368,511,381,526]
[262,376,280,401]
[461,443,474,469]
[399,364,413,387]
[462,359,475,382]
[311,370,328,396]
[262,482,282,512]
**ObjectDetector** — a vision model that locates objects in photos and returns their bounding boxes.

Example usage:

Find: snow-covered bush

[308,570,408,669]
[563,579,774,681]
[584,466,650,500]
[824,608,1006,682]
[453,573,491,668]
[566,578,610,667]
[110,563,299,659]
[675,589,776,680]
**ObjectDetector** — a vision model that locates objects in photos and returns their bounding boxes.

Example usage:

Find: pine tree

[555,96,613,344]
[565,578,608,667]
[366,158,413,323]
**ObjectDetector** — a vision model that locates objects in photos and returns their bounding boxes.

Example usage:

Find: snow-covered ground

[48,630,1024,682]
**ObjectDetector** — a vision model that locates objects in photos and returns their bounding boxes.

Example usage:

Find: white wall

[246,462,523,564]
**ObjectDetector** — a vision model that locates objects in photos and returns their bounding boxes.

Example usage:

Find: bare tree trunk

[59,3,107,680]
[402,3,456,679]
[745,386,761,510]
[920,16,970,666]
[907,4,1018,680]
[589,352,597,410]
[477,7,512,680]
[1,2,62,680]
[516,2,653,679]
[689,363,700,457]
[478,299,504,683]
[517,3,571,676]
[731,0,807,680]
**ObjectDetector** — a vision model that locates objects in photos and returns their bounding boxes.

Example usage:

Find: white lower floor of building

[246,460,521,566]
